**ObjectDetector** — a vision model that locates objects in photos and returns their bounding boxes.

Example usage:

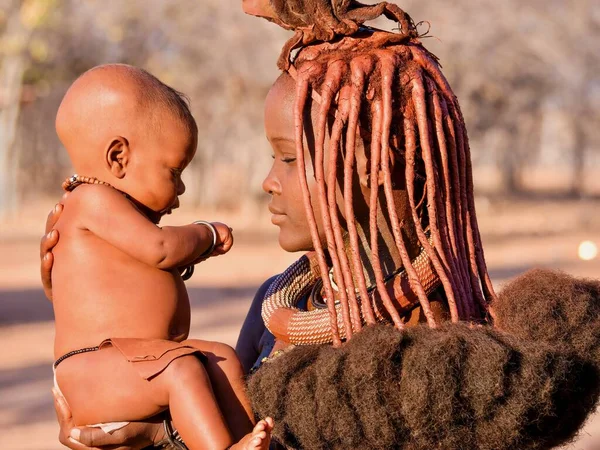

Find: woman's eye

[281,157,297,163]
[171,168,182,178]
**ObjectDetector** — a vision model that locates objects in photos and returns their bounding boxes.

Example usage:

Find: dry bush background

[0,0,599,214]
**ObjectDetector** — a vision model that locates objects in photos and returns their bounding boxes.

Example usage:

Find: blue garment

[235,275,309,375]
[234,275,310,450]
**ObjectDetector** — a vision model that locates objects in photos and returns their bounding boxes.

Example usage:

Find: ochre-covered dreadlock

[256,0,497,344]
[249,0,420,70]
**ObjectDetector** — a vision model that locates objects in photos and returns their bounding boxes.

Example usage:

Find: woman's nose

[262,169,281,195]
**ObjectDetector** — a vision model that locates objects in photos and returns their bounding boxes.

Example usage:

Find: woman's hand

[53,388,165,450]
[40,200,66,301]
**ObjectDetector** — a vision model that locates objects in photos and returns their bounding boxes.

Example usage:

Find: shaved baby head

[56,64,197,175]
[56,64,198,217]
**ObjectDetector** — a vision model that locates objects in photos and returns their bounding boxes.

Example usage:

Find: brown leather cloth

[401,290,450,326]
[99,338,206,381]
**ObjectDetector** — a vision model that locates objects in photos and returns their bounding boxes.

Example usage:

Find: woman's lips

[269,205,286,225]
[271,213,286,225]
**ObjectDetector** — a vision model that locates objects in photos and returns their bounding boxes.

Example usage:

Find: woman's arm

[235,276,278,375]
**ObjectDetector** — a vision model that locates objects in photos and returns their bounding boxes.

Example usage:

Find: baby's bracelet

[154,415,187,449]
[194,220,218,258]
[180,221,218,281]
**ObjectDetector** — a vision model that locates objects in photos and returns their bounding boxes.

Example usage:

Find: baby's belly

[52,239,191,357]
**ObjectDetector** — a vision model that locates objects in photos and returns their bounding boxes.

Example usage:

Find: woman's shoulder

[246,274,280,317]
[256,275,279,301]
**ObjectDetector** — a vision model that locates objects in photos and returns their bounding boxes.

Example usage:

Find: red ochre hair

[280,2,496,344]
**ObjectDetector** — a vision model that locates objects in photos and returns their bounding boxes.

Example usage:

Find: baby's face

[127,119,197,221]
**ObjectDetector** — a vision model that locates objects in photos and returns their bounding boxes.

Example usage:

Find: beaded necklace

[62,174,112,192]
[261,236,440,345]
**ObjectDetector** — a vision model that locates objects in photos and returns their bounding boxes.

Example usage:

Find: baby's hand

[184,222,234,270]
[211,222,234,256]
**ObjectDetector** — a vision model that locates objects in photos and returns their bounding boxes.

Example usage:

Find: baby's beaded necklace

[62,174,112,192]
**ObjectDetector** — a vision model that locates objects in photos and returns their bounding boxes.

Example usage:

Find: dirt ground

[1,197,599,450]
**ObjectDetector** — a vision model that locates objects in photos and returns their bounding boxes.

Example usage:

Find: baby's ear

[106,137,129,178]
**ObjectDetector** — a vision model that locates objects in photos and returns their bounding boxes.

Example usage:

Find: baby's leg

[182,339,254,440]
[56,346,236,449]
[56,345,169,425]
[153,352,235,449]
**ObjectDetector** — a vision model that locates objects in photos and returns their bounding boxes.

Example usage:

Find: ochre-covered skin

[53,65,204,358]
[52,64,273,450]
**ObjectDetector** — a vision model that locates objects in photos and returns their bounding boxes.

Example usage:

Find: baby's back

[52,186,191,358]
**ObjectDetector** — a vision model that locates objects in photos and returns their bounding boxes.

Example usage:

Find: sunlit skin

[50,65,271,450]
[262,73,327,253]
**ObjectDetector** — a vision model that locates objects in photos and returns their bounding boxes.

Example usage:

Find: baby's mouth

[163,199,180,215]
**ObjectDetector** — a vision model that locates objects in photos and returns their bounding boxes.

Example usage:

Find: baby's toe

[253,420,267,433]
[249,436,263,449]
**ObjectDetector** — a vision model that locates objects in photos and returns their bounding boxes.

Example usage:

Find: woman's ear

[355,131,396,188]
[355,134,372,188]
[105,136,129,179]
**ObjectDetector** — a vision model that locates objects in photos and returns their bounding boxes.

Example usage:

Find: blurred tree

[2,0,599,215]
[0,0,55,215]
[395,0,600,196]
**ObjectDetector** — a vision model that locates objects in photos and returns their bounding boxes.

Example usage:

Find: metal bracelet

[194,220,218,259]
[153,418,188,449]
[181,221,218,281]
[181,265,194,280]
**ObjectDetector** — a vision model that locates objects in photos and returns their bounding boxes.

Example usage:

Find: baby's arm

[67,185,217,270]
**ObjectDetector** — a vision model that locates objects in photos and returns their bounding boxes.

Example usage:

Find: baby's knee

[183,339,239,363]
[164,354,209,385]
[210,342,238,362]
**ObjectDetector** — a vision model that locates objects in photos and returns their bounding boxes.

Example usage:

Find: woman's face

[262,74,326,252]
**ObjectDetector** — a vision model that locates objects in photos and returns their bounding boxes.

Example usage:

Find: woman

[41,1,599,449]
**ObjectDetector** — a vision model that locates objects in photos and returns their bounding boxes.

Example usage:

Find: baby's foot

[231,417,273,450]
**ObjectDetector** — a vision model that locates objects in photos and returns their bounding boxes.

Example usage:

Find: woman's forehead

[265,73,323,141]
[266,74,295,108]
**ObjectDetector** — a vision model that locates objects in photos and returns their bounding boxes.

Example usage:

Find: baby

[50,64,271,450]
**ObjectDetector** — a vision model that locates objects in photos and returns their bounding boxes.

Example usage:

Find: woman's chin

[278,232,314,253]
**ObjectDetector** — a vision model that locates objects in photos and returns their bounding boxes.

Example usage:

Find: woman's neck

[342,189,421,289]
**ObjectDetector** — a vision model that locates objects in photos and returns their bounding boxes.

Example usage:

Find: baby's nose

[177,180,186,196]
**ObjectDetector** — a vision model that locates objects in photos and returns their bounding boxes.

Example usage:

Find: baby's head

[56,64,197,220]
